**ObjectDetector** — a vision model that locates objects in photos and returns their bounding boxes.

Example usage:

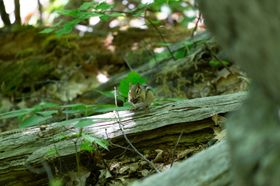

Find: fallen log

[0,92,247,185]
[82,32,216,103]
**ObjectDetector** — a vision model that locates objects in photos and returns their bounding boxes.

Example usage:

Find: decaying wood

[131,141,231,186]
[0,92,246,185]
[82,32,215,102]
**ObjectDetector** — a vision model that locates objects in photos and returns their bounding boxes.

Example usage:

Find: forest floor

[0,26,248,185]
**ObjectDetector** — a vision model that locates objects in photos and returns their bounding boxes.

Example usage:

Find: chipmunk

[128,83,154,110]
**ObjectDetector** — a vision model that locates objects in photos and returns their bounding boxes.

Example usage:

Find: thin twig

[191,12,202,38]
[144,10,176,61]
[25,161,54,181]
[42,161,54,181]
[104,8,176,61]
[113,87,160,173]
[74,140,80,174]
[123,57,134,72]
[114,87,118,107]
[105,128,133,152]
[170,131,184,167]
[113,110,160,173]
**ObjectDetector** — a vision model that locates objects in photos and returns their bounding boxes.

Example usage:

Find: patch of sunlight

[89,16,100,26]
[154,47,165,53]
[156,4,171,20]
[86,110,136,139]
[97,72,109,83]
[141,0,154,4]
[129,18,147,29]
[75,24,93,36]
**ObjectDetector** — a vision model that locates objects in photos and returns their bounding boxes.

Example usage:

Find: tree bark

[0,0,11,26]
[0,92,246,185]
[198,0,280,185]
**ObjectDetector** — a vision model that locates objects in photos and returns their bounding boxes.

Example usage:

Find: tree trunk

[37,0,43,25]
[0,0,11,26]
[14,0,21,25]
[198,0,280,185]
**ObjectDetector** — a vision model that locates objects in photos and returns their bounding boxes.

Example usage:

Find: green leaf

[20,114,52,128]
[56,19,80,36]
[96,90,115,98]
[49,178,63,186]
[78,12,97,19]
[130,4,148,16]
[132,11,144,17]
[155,0,168,4]
[33,101,60,111]
[53,20,63,27]
[209,60,230,68]
[57,118,80,126]
[37,110,58,116]
[124,71,146,86]
[61,104,94,115]
[119,78,130,98]
[57,9,80,17]
[60,103,89,109]
[63,19,80,30]
[109,12,125,17]
[0,108,33,119]
[93,104,117,113]
[40,28,54,34]
[96,2,113,10]
[79,2,93,11]
[174,48,187,59]
[56,28,72,36]
[80,139,96,153]
[119,71,146,97]
[75,119,94,128]
[82,134,109,150]
[158,42,172,47]
[62,109,88,114]
[180,16,196,26]
[148,19,161,25]
[100,14,110,21]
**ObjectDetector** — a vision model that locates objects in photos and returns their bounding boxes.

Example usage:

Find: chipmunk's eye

[136,87,140,93]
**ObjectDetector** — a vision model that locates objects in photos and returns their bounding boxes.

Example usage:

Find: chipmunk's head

[128,83,142,103]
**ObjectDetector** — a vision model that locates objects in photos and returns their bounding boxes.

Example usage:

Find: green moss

[16,48,37,58]
[42,34,79,53]
[0,57,55,96]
